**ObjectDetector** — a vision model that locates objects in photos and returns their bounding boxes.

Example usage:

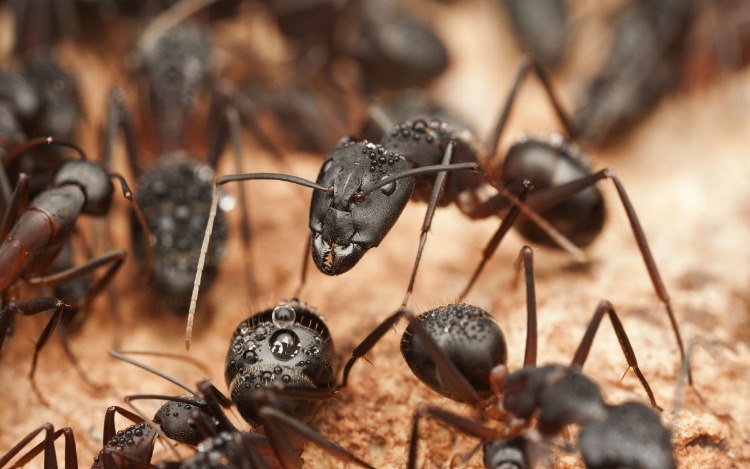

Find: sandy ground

[1,1,750,468]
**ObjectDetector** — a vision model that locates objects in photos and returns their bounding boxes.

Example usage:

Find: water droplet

[243,350,258,364]
[270,330,301,360]
[272,304,296,329]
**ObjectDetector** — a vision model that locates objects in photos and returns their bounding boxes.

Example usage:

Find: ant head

[309,140,414,275]
[153,395,210,446]
[93,422,157,469]
[225,302,336,425]
[401,304,508,402]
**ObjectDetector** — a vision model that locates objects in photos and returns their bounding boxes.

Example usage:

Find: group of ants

[0,1,721,468]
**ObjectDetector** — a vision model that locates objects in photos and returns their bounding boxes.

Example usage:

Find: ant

[0,0,84,204]
[107,8,252,314]
[0,137,151,397]
[186,56,686,381]
[0,346,374,468]
[108,347,371,468]
[340,245,670,468]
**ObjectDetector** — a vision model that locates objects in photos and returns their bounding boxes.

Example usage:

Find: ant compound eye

[319,158,334,176]
[380,177,396,196]
[353,191,365,203]
[272,304,296,329]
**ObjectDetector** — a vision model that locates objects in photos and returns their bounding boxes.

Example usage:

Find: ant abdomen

[133,154,228,312]
[500,136,605,248]
[225,301,336,426]
[400,304,507,402]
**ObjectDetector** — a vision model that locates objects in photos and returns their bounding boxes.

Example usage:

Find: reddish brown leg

[571,300,658,408]
[408,405,504,469]
[525,168,687,382]
[458,181,531,301]
[0,423,77,469]
[259,406,376,469]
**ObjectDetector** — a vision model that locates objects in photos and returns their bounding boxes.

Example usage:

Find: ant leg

[102,406,146,442]
[340,309,405,387]
[27,249,126,307]
[399,140,456,309]
[259,406,375,469]
[515,246,538,368]
[0,423,77,469]
[484,56,576,159]
[223,101,257,298]
[0,173,30,241]
[408,405,505,469]
[458,181,531,300]
[4,297,69,404]
[525,168,686,379]
[103,88,142,176]
[570,300,658,408]
[294,233,312,298]
[102,89,153,278]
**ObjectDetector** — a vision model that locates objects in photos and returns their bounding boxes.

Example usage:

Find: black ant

[0,0,84,204]
[341,245,671,468]
[107,9,252,314]
[0,344,374,468]
[186,56,686,381]
[108,347,371,468]
[0,137,151,397]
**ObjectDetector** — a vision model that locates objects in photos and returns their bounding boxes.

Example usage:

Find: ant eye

[318,159,334,178]
[353,192,365,203]
[380,178,396,196]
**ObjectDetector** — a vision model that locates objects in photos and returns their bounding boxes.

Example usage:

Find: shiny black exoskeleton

[309,139,416,275]
[400,304,507,402]
[225,299,336,427]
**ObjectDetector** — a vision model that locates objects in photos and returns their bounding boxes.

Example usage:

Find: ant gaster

[186,57,686,386]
